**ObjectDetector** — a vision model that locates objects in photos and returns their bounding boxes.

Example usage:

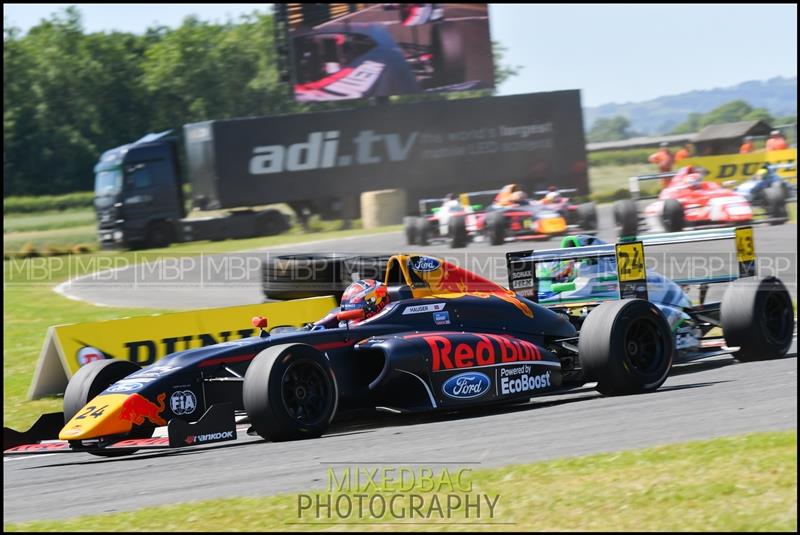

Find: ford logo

[411,256,440,272]
[442,372,491,400]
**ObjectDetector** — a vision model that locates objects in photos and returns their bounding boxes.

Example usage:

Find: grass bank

[5,430,796,531]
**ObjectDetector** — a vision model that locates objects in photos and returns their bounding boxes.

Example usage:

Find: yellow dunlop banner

[28,296,337,399]
[678,148,796,183]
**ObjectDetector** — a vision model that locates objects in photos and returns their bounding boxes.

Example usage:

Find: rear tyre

[415,216,430,246]
[449,214,468,248]
[613,199,639,238]
[765,184,788,224]
[578,299,673,395]
[243,344,338,441]
[404,216,418,245]
[64,359,152,457]
[661,199,685,233]
[256,209,291,236]
[486,211,506,246]
[576,202,598,231]
[721,276,794,361]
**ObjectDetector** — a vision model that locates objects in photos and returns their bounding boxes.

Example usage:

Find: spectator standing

[648,142,674,173]
[766,130,788,151]
[739,136,755,154]
[675,143,693,162]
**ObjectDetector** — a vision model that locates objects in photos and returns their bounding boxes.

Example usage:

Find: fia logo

[170,390,197,415]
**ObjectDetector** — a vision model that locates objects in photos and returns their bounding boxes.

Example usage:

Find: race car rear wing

[533,188,578,197]
[629,172,677,201]
[458,189,501,211]
[419,197,447,216]
[506,226,757,306]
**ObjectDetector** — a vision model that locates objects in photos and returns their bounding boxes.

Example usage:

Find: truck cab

[94,131,184,248]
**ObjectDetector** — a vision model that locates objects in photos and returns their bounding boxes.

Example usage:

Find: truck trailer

[94,90,589,248]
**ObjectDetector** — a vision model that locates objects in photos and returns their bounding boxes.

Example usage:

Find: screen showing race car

[280,3,495,102]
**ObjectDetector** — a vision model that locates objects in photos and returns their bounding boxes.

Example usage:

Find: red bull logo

[407,256,534,318]
[120,393,167,427]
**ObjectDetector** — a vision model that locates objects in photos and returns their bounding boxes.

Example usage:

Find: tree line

[588,100,796,143]
[4,7,519,197]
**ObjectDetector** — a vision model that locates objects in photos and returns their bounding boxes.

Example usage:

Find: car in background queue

[614,166,789,238]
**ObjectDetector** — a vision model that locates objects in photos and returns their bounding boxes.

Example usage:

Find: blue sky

[4,3,797,107]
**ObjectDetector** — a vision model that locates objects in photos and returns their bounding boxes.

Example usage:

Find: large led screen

[282,3,495,102]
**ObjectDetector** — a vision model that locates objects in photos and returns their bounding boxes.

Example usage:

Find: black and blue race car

[4,228,794,456]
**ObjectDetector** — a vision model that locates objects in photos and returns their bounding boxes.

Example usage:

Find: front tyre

[721,276,794,361]
[577,202,598,231]
[404,216,418,245]
[486,211,506,246]
[243,344,338,442]
[614,199,639,238]
[578,299,673,395]
[415,217,430,246]
[449,214,468,248]
[662,199,685,233]
[765,184,788,224]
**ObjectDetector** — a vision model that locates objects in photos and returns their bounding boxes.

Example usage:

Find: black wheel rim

[281,359,330,426]
[761,290,792,346]
[623,317,665,376]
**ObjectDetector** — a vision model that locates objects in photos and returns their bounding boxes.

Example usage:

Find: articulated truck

[93,90,589,248]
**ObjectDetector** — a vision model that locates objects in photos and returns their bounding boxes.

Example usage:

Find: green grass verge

[2,224,402,429]
[4,191,95,214]
[4,225,99,253]
[3,209,97,233]
[4,430,796,531]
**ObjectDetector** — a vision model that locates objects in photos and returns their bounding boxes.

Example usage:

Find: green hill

[584,76,797,135]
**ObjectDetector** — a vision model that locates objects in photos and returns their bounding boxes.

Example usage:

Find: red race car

[613,166,783,237]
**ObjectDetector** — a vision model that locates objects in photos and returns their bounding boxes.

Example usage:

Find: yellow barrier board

[678,148,796,183]
[28,296,337,399]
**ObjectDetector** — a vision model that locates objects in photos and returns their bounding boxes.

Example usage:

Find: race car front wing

[3,403,237,455]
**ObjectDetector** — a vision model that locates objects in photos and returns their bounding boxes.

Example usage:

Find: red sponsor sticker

[5,442,72,453]
[109,437,170,449]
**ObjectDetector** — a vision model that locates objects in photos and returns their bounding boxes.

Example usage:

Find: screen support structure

[273,3,293,99]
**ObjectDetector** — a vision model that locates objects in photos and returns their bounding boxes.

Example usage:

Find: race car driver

[535,235,606,296]
[494,184,522,206]
[313,279,390,328]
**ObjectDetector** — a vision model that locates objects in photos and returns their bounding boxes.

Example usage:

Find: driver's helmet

[340,279,389,321]
[756,168,770,180]
[495,184,520,205]
[541,191,561,204]
[687,173,703,189]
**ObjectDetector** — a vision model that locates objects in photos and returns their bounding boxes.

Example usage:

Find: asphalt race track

[4,205,797,523]
[56,205,798,309]
[3,346,796,523]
